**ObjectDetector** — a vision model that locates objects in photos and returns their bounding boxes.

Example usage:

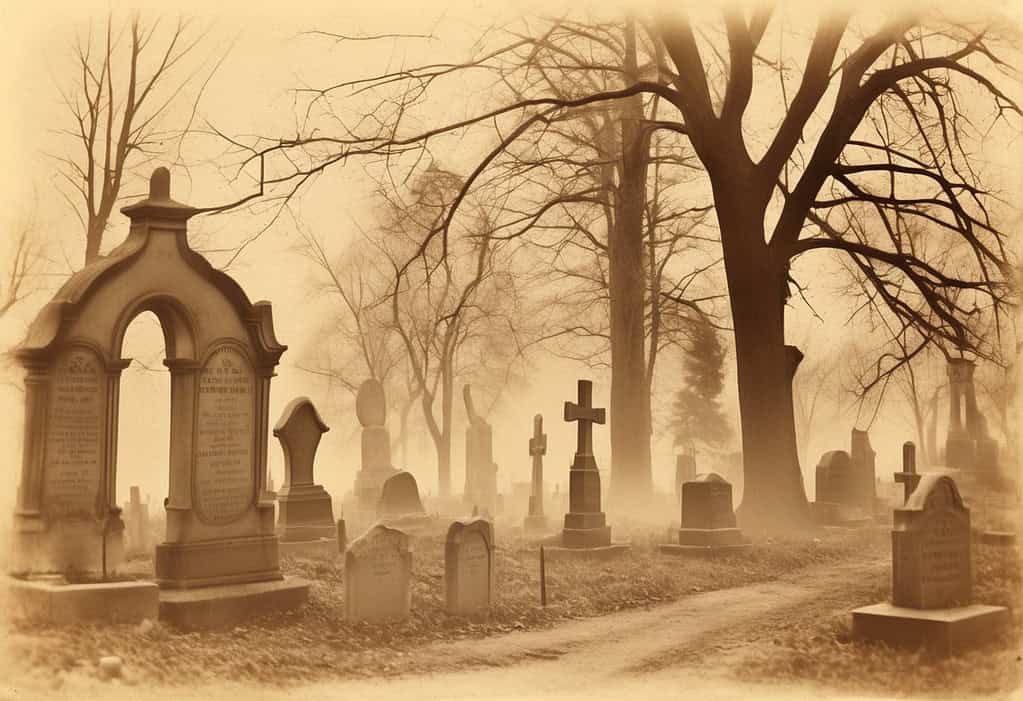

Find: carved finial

[150,167,171,200]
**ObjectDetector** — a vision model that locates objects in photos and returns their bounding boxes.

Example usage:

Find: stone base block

[980,531,1017,547]
[852,602,1010,656]
[278,538,340,559]
[523,514,549,533]
[659,543,753,557]
[379,513,436,533]
[543,543,631,561]
[159,577,310,630]
[678,527,748,547]
[155,534,281,589]
[562,525,611,548]
[811,501,872,527]
[5,576,158,624]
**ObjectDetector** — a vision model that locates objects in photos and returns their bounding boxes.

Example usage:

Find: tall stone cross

[564,380,605,469]
[894,441,921,505]
[528,414,547,516]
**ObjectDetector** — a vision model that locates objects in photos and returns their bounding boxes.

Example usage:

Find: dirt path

[6,552,962,701]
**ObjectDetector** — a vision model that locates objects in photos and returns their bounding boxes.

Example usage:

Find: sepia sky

[1,0,1021,513]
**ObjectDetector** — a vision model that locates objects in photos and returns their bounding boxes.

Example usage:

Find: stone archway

[10,168,290,594]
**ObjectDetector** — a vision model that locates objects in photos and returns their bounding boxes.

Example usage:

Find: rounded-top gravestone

[356,379,387,427]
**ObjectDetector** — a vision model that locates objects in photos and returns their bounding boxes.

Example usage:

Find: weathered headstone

[345,524,411,623]
[852,474,1009,655]
[812,450,871,526]
[524,414,548,533]
[273,397,337,557]
[463,385,498,514]
[849,428,877,512]
[661,473,749,555]
[377,471,426,518]
[352,379,400,511]
[445,518,494,616]
[7,168,307,626]
[123,486,150,556]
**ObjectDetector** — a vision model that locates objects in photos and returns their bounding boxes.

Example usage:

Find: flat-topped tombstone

[345,525,411,623]
[681,473,735,530]
[663,472,749,554]
[445,518,494,616]
[377,471,426,518]
[893,474,971,608]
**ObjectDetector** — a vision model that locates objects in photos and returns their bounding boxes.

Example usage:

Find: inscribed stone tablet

[346,526,411,622]
[454,531,491,613]
[194,345,255,524]
[43,347,107,518]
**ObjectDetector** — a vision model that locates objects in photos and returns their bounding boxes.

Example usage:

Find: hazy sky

[1,0,1020,513]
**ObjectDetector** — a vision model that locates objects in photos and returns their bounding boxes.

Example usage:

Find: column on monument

[103,359,132,513]
[16,359,50,517]
[164,359,199,542]
[254,369,276,534]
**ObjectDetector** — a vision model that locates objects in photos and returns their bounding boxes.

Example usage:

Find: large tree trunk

[718,204,810,533]
[607,20,652,512]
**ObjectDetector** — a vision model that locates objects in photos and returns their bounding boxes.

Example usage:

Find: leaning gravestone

[273,397,338,558]
[352,379,399,513]
[661,473,750,555]
[463,385,498,514]
[345,524,412,623]
[6,168,307,627]
[852,474,1008,655]
[445,518,494,616]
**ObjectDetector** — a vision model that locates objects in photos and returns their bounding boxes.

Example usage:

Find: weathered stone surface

[670,473,749,554]
[849,429,877,512]
[158,577,309,630]
[561,379,613,549]
[892,474,971,609]
[123,486,150,556]
[345,525,411,623]
[378,471,426,517]
[6,577,159,625]
[524,414,547,533]
[274,397,336,548]
[675,454,696,500]
[445,518,494,616]
[852,474,1008,655]
[8,168,289,611]
[464,385,498,513]
[894,442,922,505]
[353,379,399,510]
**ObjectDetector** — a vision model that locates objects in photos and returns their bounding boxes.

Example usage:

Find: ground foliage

[739,543,1021,697]
[7,525,878,689]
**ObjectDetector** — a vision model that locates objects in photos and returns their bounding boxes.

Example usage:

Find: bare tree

[217,8,1019,530]
[52,13,215,264]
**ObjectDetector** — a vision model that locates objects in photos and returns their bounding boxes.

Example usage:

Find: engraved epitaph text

[43,348,106,518]
[194,345,255,523]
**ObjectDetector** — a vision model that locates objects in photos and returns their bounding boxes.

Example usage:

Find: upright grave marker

[123,486,150,556]
[345,524,412,623]
[894,441,921,505]
[352,379,399,512]
[852,474,1008,655]
[546,380,628,559]
[445,518,494,616]
[463,385,498,514]
[812,450,871,526]
[661,473,750,555]
[524,414,548,533]
[7,167,307,626]
[273,397,337,558]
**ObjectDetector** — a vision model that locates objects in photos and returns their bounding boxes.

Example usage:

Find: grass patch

[6,525,883,687]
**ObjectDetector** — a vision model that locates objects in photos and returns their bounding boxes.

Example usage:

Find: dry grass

[6,525,881,688]
[739,542,1022,698]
